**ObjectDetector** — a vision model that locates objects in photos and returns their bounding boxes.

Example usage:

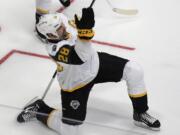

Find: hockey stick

[0,103,146,135]
[20,70,57,108]
[89,0,96,8]
[106,0,138,15]
[41,70,57,100]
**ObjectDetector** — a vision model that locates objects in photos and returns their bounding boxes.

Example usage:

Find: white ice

[0,0,180,134]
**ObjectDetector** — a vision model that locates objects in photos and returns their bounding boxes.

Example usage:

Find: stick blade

[113,8,138,15]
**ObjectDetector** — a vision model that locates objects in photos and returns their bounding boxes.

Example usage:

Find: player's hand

[74,7,95,29]
[74,7,95,40]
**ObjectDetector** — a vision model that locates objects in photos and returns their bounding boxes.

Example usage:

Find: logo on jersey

[70,100,80,110]
[52,45,57,52]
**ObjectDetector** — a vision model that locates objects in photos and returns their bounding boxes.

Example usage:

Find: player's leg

[122,61,160,130]
[60,82,94,125]
[45,109,80,135]
[56,82,94,134]
[94,52,129,83]
[94,52,160,130]
[17,97,54,123]
[17,97,80,135]
[36,0,52,24]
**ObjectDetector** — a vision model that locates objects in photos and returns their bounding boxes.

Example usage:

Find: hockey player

[35,0,71,43]
[36,0,70,24]
[17,7,161,134]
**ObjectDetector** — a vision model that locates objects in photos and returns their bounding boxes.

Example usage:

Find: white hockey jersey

[45,14,99,92]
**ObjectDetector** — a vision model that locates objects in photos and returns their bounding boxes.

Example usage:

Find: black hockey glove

[59,0,70,7]
[74,7,95,40]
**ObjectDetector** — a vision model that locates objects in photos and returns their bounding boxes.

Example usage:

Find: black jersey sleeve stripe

[50,45,84,65]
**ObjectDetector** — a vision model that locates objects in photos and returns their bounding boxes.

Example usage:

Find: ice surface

[0,0,180,134]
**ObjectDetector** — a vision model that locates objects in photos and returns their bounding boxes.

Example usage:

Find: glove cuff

[77,29,94,40]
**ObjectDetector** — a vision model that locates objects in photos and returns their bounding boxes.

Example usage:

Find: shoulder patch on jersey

[52,45,57,52]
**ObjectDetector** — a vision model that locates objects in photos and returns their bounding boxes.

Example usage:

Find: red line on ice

[0,49,50,65]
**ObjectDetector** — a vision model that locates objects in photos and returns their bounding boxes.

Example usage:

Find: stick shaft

[89,0,96,8]
[41,70,57,100]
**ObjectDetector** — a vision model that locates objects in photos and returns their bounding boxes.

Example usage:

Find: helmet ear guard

[36,13,63,40]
